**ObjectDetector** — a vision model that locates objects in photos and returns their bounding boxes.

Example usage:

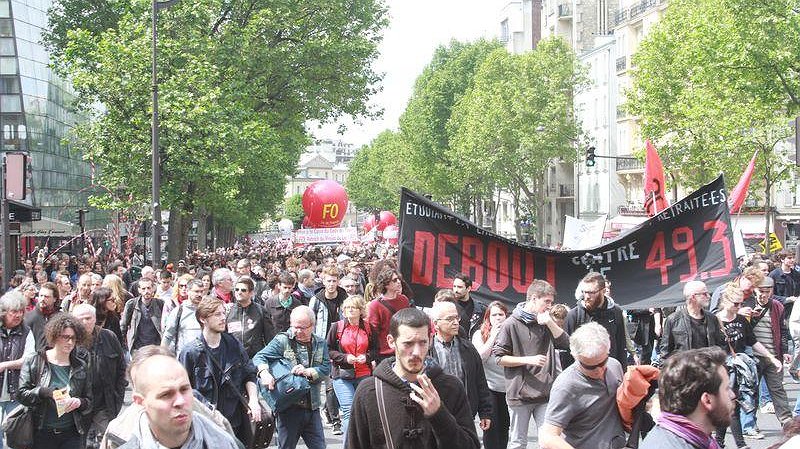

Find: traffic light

[585,146,596,167]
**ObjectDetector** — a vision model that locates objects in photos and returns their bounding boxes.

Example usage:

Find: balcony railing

[559,184,574,197]
[614,10,628,26]
[614,0,663,27]
[557,4,572,18]
[616,157,644,171]
[616,56,627,72]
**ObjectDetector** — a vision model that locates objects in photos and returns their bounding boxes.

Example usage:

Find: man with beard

[452,274,486,338]
[61,273,93,313]
[120,277,164,354]
[659,281,726,361]
[73,304,127,449]
[24,281,60,351]
[564,272,629,369]
[641,347,734,449]
[347,307,479,449]
[226,276,274,358]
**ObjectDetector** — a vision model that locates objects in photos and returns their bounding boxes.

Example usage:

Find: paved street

[291,374,800,449]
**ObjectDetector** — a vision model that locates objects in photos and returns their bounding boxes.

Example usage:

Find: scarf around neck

[657,412,720,449]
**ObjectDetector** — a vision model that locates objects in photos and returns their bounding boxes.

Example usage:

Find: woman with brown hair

[472,300,510,449]
[18,313,92,449]
[101,274,129,315]
[365,268,411,364]
[90,287,124,344]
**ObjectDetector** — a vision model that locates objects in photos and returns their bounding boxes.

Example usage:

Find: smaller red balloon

[376,211,397,231]
[363,215,376,232]
[383,224,399,245]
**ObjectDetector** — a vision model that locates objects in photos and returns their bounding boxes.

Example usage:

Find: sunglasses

[234,288,250,292]
[579,354,609,371]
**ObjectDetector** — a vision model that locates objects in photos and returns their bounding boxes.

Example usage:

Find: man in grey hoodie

[493,279,569,449]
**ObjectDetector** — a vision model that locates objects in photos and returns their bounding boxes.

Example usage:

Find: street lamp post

[151,0,179,267]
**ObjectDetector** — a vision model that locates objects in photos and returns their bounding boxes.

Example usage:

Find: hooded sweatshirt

[493,303,570,405]
[346,357,480,449]
[565,295,629,369]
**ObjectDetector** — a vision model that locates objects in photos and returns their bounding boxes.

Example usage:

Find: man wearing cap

[740,275,792,435]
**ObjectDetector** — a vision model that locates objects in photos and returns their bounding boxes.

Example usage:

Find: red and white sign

[294,227,358,244]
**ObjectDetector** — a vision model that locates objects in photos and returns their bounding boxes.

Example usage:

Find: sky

[310,0,499,148]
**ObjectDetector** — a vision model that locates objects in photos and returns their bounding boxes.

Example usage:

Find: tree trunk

[195,208,207,251]
[165,183,195,263]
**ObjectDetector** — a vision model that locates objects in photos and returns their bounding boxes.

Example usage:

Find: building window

[0,56,16,75]
[500,19,509,43]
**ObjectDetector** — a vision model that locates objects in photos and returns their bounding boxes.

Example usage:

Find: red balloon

[383,224,399,245]
[302,180,349,228]
[302,216,312,228]
[363,215,376,232]
[376,211,397,231]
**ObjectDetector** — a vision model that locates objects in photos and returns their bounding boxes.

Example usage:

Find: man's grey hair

[140,266,155,279]
[91,273,102,283]
[290,305,316,324]
[0,290,26,322]
[212,268,233,286]
[569,322,610,359]
[73,303,96,317]
[431,300,457,320]
[297,269,314,282]
[78,273,94,285]
[683,280,706,300]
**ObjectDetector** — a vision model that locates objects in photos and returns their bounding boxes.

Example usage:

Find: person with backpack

[161,279,204,357]
[179,296,261,447]
[366,268,412,364]
[327,295,378,441]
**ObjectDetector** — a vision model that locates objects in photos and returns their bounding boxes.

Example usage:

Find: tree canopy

[46,0,387,259]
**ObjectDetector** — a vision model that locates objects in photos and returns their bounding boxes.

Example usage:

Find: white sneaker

[760,402,775,414]
[743,429,765,439]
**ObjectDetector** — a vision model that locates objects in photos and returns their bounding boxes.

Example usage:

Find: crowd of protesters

[1,239,800,449]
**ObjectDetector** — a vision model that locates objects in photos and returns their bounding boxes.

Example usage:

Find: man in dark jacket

[227,276,274,358]
[493,279,569,449]
[769,251,800,298]
[180,297,261,447]
[429,301,492,431]
[564,272,630,369]
[120,277,164,354]
[24,282,60,351]
[659,280,726,361]
[452,273,486,338]
[73,304,127,449]
[264,272,302,333]
[347,307,480,449]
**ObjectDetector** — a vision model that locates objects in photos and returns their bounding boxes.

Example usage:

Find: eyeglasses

[58,334,76,342]
[579,354,609,371]
[437,315,460,323]
[234,288,250,292]
[293,323,313,330]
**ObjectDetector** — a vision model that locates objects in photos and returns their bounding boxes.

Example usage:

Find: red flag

[728,150,758,214]
[644,140,669,216]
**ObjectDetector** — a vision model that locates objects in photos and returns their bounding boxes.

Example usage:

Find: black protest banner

[398,175,736,309]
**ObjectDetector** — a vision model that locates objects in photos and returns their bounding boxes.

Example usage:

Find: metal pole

[1,153,8,291]
[151,0,161,267]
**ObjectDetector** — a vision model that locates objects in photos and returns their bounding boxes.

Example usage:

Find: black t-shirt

[720,314,756,353]
[689,315,709,348]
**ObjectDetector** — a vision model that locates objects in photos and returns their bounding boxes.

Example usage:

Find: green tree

[627,0,797,204]
[46,0,387,261]
[282,194,305,229]
[448,37,587,241]
[346,130,405,212]
[398,39,503,207]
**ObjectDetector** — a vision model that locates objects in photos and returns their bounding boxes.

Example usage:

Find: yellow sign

[759,232,783,253]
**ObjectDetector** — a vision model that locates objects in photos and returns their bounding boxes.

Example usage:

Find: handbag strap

[203,344,253,413]
[374,377,395,449]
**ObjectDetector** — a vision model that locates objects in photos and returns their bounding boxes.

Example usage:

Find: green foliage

[398,39,503,199]
[448,37,587,221]
[45,0,388,238]
[627,0,797,195]
[282,194,305,228]
[346,130,405,211]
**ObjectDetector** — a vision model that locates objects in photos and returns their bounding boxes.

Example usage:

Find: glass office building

[1,0,103,234]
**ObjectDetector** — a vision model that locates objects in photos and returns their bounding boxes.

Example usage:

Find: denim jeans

[759,377,772,406]
[275,405,326,449]
[0,400,18,448]
[332,376,368,443]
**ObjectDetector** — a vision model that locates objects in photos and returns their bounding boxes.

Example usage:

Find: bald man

[118,353,240,449]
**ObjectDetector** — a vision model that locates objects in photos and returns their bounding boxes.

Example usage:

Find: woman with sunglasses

[715,282,780,449]
[162,274,193,330]
[18,313,91,449]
